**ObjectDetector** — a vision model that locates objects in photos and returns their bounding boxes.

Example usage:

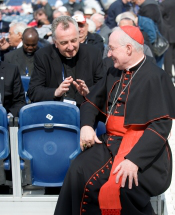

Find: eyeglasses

[107,45,124,53]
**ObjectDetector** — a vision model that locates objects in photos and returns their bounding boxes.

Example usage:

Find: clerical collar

[125,55,145,72]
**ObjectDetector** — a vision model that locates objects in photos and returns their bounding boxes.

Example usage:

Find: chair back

[21,76,30,103]
[0,106,10,184]
[18,101,81,187]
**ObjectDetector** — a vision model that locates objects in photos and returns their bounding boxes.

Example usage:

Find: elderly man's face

[78,22,88,43]
[8,26,22,47]
[107,32,128,70]
[54,22,79,58]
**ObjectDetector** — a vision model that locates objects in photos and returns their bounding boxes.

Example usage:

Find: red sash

[99,116,146,215]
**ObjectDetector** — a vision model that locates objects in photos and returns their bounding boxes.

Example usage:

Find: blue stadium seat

[0,106,10,185]
[21,76,30,103]
[18,101,81,187]
[95,121,106,137]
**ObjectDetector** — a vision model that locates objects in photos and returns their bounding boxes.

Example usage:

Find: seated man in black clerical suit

[28,16,104,108]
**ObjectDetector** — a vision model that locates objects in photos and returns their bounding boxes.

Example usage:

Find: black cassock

[54,57,175,215]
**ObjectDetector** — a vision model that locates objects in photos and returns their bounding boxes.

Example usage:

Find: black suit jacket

[28,43,104,106]
[160,0,175,43]
[0,61,26,117]
[4,47,35,76]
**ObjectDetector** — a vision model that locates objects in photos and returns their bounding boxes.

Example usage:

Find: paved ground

[164,120,175,215]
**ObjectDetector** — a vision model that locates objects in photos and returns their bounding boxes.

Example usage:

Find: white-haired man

[91,13,111,44]
[54,25,175,215]
[0,22,27,60]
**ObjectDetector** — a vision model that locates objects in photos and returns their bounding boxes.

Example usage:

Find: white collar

[126,55,145,71]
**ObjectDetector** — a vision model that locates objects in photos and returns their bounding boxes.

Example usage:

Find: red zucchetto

[120,26,144,45]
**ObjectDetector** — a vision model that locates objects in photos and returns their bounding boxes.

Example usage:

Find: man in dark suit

[4,28,39,77]
[160,0,175,80]
[0,61,26,117]
[28,16,104,108]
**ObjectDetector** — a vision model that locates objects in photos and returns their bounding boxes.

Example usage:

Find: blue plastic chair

[18,101,81,187]
[95,121,106,137]
[0,106,10,185]
[21,76,30,103]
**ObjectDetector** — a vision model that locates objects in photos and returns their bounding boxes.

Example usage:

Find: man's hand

[73,79,89,96]
[54,76,73,97]
[80,126,102,151]
[0,37,10,50]
[113,159,139,189]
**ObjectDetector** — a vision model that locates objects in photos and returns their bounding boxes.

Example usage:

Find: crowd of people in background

[0,0,174,77]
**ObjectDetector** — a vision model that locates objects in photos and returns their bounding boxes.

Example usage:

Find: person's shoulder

[87,32,103,42]
[79,43,101,53]
[4,47,22,58]
[144,57,166,77]
[1,61,18,73]
[101,24,111,32]
[35,44,54,56]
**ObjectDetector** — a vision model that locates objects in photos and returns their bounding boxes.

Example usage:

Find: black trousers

[53,141,167,215]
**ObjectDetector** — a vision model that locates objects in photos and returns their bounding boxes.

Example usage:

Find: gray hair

[9,22,28,35]
[91,13,105,25]
[112,27,143,52]
[51,16,79,41]
[86,18,96,33]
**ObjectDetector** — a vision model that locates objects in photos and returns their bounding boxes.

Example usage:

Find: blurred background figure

[86,18,96,33]
[91,12,111,44]
[105,0,132,29]
[63,0,84,16]
[83,0,103,13]
[40,0,53,23]
[28,8,50,27]
[36,18,53,43]
[21,1,33,14]
[83,7,94,19]
[53,7,69,20]
[54,0,63,9]
[31,0,42,12]
[72,13,104,55]
[160,0,175,82]
[132,0,166,68]
[0,10,10,35]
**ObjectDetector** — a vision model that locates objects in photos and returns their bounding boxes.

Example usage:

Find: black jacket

[28,43,104,107]
[85,32,104,56]
[160,0,175,43]
[0,61,26,117]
